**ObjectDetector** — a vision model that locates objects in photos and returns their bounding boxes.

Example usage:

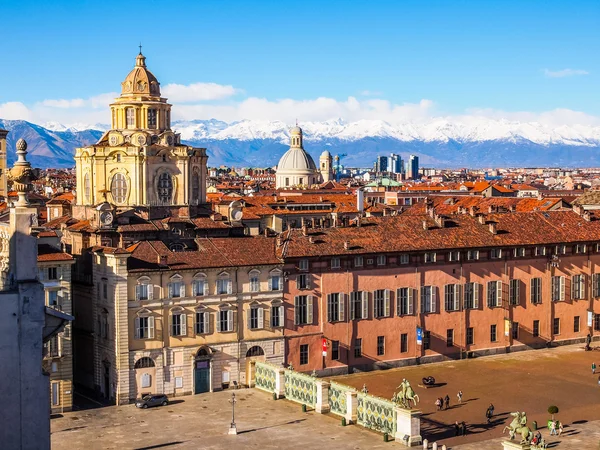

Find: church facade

[74,52,207,221]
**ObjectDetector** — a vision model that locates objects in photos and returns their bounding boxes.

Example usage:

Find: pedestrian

[597,375,600,386]
[461,421,467,436]
[454,421,460,436]
[557,421,563,436]
[444,394,450,410]
[486,406,493,424]
[457,390,463,403]
[435,398,441,411]
[549,420,557,436]
[592,362,597,375]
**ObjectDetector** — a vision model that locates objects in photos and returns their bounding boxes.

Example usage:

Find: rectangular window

[331,340,339,360]
[595,315,600,331]
[533,320,540,337]
[397,287,414,315]
[448,251,460,262]
[467,250,479,261]
[354,338,362,358]
[137,283,150,300]
[535,246,546,256]
[490,248,502,259]
[593,274,600,298]
[553,318,560,335]
[218,309,234,332]
[170,281,184,298]
[377,336,385,356]
[250,275,260,292]
[444,284,461,311]
[423,331,431,350]
[446,329,454,347]
[490,324,497,342]
[217,278,231,295]
[466,327,474,345]
[572,274,586,300]
[171,312,186,336]
[555,245,566,255]
[354,256,363,267]
[487,281,502,307]
[51,382,60,407]
[327,293,344,322]
[294,295,313,325]
[424,252,436,263]
[350,291,368,320]
[297,274,310,290]
[249,307,264,330]
[575,244,587,254]
[377,255,386,266]
[509,279,520,306]
[331,257,341,269]
[463,282,480,309]
[399,254,410,264]
[574,316,580,333]
[195,311,208,334]
[373,289,390,318]
[420,286,436,313]
[512,322,519,340]
[530,278,542,304]
[48,290,59,307]
[551,276,565,301]
[513,247,525,257]
[126,108,135,127]
[271,305,283,327]
[48,267,58,280]
[103,282,108,299]
[300,344,309,365]
[135,316,154,339]
[269,274,281,291]
[299,259,309,271]
[400,333,408,353]
[147,109,157,129]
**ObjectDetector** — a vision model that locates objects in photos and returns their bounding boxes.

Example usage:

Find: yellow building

[94,238,284,405]
[74,51,207,219]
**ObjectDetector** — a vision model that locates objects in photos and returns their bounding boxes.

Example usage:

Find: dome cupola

[121,50,161,97]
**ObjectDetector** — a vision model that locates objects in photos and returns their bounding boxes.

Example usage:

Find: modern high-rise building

[388,153,403,174]
[407,155,419,179]
[375,155,388,173]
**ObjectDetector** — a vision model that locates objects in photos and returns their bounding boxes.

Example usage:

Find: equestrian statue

[391,378,420,409]
[503,411,533,445]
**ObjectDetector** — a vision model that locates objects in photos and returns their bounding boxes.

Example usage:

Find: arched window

[170,243,185,252]
[217,272,232,295]
[134,357,155,369]
[157,172,173,204]
[249,270,260,293]
[84,172,91,203]
[193,273,208,296]
[168,274,185,298]
[192,171,200,201]
[111,173,127,204]
[246,346,265,357]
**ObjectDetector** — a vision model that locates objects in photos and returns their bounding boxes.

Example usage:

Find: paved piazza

[52,343,600,449]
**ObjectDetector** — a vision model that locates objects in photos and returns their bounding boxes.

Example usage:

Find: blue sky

[0,0,598,125]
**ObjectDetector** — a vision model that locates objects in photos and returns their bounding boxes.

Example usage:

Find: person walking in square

[444,394,450,410]
[454,421,460,436]
[461,421,467,436]
[592,362,597,374]
[549,420,557,435]
[435,397,441,411]
[557,421,563,436]
[457,390,463,403]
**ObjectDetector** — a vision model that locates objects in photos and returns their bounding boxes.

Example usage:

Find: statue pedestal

[502,440,530,450]
[394,408,422,447]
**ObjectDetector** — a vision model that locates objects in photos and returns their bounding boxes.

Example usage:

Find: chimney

[477,214,486,224]
[488,222,497,235]
[344,241,350,250]
[302,224,308,236]
[356,189,364,213]
[583,211,591,222]
[509,204,515,212]
[158,255,168,266]
[469,206,476,217]
[488,205,494,213]
[309,236,315,244]
[573,204,583,216]
[423,220,428,231]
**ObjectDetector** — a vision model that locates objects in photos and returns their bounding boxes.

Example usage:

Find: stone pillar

[345,391,358,424]
[274,367,286,399]
[432,443,437,450]
[422,439,428,449]
[315,380,330,414]
[395,407,422,447]
[502,441,531,450]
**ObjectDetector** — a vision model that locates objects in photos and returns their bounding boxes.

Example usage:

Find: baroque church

[74,51,208,225]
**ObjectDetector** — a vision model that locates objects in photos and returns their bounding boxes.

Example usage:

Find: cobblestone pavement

[51,389,391,450]
[331,343,600,448]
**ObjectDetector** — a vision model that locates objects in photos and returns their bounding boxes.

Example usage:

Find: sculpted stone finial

[8,138,37,206]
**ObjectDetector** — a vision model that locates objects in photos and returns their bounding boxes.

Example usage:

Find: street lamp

[228,392,237,435]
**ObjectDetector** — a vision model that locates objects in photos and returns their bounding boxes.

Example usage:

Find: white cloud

[0,102,36,121]
[543,68,589,78]
[162,82,240,103]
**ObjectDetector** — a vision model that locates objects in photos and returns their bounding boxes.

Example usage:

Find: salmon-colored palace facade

[281,206,600,374]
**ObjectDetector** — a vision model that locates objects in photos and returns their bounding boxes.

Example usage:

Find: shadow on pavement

[134,442,185,450]
[238,418,307,434]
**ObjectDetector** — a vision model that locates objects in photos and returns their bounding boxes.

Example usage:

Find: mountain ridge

[1,118,599,169]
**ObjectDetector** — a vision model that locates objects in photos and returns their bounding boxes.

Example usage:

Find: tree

[548,405,559,420]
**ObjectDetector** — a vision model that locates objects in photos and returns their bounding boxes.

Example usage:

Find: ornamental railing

[357,392,397,435]
[254,361,278,394]
[284,369,317,407]
[328,381,355,417]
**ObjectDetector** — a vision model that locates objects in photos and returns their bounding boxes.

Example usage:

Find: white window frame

[376,255,386,266]
[217,272,232,295]
[350,291,369,320]
[249,270,260,293]
[513,247,525,258]
[420,285,436,313]
[509,279,520,305]
[294,295,313,325]
[136,276,153,301]
[593,273,600,298]
[397,287,414,316]
[248,304,264,330]
[268,270,282,291]
[399,254,410,264]
[463,282,480,309]
[195,308,210,335]
[217,307,235,332]
[551,275,566,302]
[530,278,542,304]
[444,284,461,311]
[298,259,309,271]
[467,250,480,261]
[373,289,391,318]
[354,256,363,267]
[270,302,284,328]
[534,246,546,256]
[168,274,185,298]
[572,274,586,300]
[170,308,187,337]
[448,251,460,262]
[424,252,436,263]
[487,280,503,307]
[327,293,345,322]
[193,273,208,296]
[490,248,502,259]
[331,257,341,269]
[134,310,155,340]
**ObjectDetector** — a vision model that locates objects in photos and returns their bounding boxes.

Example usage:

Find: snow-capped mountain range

[0,117,599,169]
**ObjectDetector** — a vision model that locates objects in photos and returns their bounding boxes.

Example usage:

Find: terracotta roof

[128,237,281,272]
[37,244,74,262]
[282,210,600,258]
[38,230,58,238]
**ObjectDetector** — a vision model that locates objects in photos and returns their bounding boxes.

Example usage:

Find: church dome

[320,150,331,158]
[277,147,317,172]
[121,52,161,97]
[290,126,302,135]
